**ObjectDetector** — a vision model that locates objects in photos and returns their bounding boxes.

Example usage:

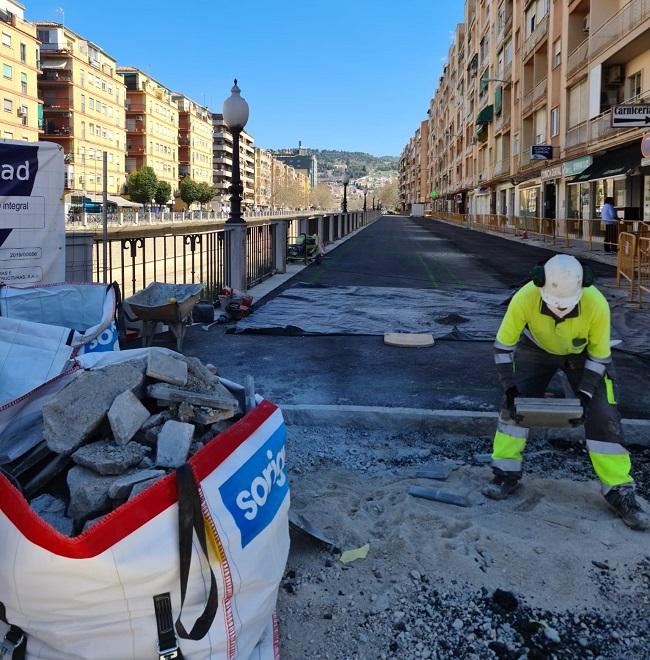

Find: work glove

[505,386,523,423]
[570,392,592,427]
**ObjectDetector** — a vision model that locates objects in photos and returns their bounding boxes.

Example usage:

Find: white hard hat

[541,254,584,311]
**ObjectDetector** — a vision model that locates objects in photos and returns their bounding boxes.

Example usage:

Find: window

[20,43,26,63]
[2,32,11,47]
[80,70,85,86]
[37,29,52,44]
[551,107,559,136]
[626,71,642,101]
[3,64,12,79]
[3,98,12,113]
[89,98,95,110]
[20,72,27,95]
[81,121,86,139]
[512,132,520,155]
[4,131,13,139]
[504,40,512,65]
[553,39,561,68]
[81,94,85,112]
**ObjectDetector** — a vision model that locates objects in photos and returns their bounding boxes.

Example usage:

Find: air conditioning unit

[606,65,624,85]
[583,15,590,32]
[17,107,27,117]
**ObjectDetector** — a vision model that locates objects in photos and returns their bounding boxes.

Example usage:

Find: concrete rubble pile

[28,351,246,536]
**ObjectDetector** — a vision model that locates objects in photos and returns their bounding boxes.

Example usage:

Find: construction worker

[483,254,648,531]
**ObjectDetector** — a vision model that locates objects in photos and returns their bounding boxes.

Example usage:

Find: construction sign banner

[0,141,64,286]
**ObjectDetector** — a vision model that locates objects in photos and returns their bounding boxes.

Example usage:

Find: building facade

[254,147,273,208]
[36,22,126,195]
[400,0,650,224]
[273,147,317,189]
[173,93,212,185]
[0,0,41,143]
[118,67,178,191]
[212,112,255,210]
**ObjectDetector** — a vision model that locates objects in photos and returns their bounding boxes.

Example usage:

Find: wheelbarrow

[124,282,204,352]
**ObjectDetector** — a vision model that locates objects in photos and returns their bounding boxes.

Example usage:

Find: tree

[196,182,215,209]
[376,179,399,210]
[179,177,200,208]
[127,166,157,205]
[154,180,172,207]
[309,183,335,210]
[274,181,304,208]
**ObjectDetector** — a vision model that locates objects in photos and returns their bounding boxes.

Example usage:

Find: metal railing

[523,14,549,58]
[566,121,588,148]
[589,0,650,60]
[522,78,547,113]
[616,232,637,301]
[639,237,650,306]
[70,210,379,300]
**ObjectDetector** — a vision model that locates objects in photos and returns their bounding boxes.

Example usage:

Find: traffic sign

[642,133,650,158]
[611,105,650,128]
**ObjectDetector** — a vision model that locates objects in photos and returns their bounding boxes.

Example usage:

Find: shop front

[518,179,542,219]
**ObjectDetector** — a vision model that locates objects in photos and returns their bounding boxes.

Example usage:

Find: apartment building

[0,0,41,142]
[273,147,318,189]
[401,0,650,223]
[254,147,273,207]
[172,93,212,185]
[118,67,178,191]
[36,22,126,195]
[212,112,255,210]
[270,156,309,208]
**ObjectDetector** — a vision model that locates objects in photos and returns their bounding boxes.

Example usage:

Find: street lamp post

[363,187,368,212]
[223,79,250,291]
[341,172,350,214]
[372,196,375,210]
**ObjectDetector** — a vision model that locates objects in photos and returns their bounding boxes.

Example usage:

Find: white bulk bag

[0,357,289,659]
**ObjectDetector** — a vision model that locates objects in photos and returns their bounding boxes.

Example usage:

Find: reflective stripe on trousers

[491,418,529,475]
[586,439,634,492]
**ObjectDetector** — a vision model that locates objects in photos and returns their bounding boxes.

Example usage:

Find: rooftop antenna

[55,6,64,26]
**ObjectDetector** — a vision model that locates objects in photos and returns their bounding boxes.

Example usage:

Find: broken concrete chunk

[43,360,146,455]
[244,375,256,413]
[194,407,233,425]
[31,494,74,536]
[177,402,195,423]
[156,420,194,468]
[72,440,147,475]
[128,476,164,501]
[205,363,218,375]
[143,426,162,447]
[67,465,119,521]
[108,390,151,446]
[142,410,171,431]
[147,383,239,413]
[210,420,232,435]
[184,356,221,389]
[108,469,166,500]
[146,351,188,386]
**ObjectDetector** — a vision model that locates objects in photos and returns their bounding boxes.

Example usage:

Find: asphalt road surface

[168,215,649,419]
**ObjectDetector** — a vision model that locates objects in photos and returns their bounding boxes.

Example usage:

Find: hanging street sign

[531,144,553,160]
[611,105,650,128]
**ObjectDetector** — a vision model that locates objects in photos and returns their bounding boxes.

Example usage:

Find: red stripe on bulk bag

[0,400,279,558]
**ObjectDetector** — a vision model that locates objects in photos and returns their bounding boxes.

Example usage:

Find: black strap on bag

[174,463,219,642]
[153,593,183,660]
[0,604,26,660]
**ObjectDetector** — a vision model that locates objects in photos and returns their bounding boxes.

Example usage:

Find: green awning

[495,86,503,115]
[476,105,494,126]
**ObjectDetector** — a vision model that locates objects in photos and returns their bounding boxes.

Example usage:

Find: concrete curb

[280,404,650,447]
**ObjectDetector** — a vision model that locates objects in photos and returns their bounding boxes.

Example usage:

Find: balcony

[522,78,547,113]
[213,156,233,166]
[127,146,146,155]
[125,103,146,113]
[566,121,588,148]
[567,39,588,77]
[43,121,72,137]
[126,121,145,133]
[523,14,549,58]
[589,0,650,60]
[521,146,533,166]
[493,159,511,176]
[39,69,72,83]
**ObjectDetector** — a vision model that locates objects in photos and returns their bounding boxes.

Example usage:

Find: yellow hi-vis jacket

[493,281,611,397]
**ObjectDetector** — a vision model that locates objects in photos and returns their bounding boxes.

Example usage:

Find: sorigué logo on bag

[220,423,289,547]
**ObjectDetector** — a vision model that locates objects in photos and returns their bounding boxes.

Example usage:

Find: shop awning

[571,144,641,183]
[475,105,494,126]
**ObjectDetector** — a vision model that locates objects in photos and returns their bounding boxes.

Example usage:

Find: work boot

[481,475,520,500]
[604,486,650,531]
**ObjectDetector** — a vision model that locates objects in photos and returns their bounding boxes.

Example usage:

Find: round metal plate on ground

[384,333,435,347]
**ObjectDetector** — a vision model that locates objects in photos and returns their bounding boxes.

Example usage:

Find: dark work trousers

[490,339,633,493]
[604,223,618,253]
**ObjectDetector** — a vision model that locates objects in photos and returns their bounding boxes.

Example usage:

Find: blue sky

[26,1,464,157]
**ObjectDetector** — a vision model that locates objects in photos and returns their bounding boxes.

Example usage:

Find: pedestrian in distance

[601,196,619,253]
[483,254,648,530]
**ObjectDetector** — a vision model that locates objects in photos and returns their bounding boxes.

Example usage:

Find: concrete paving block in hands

[108,469,166,499]
[108,390,151,446]
[146,351,188,386]
[67,465,119,521]
[156,420,194,468]
[43,360,146,455]
[72,440,147,475]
